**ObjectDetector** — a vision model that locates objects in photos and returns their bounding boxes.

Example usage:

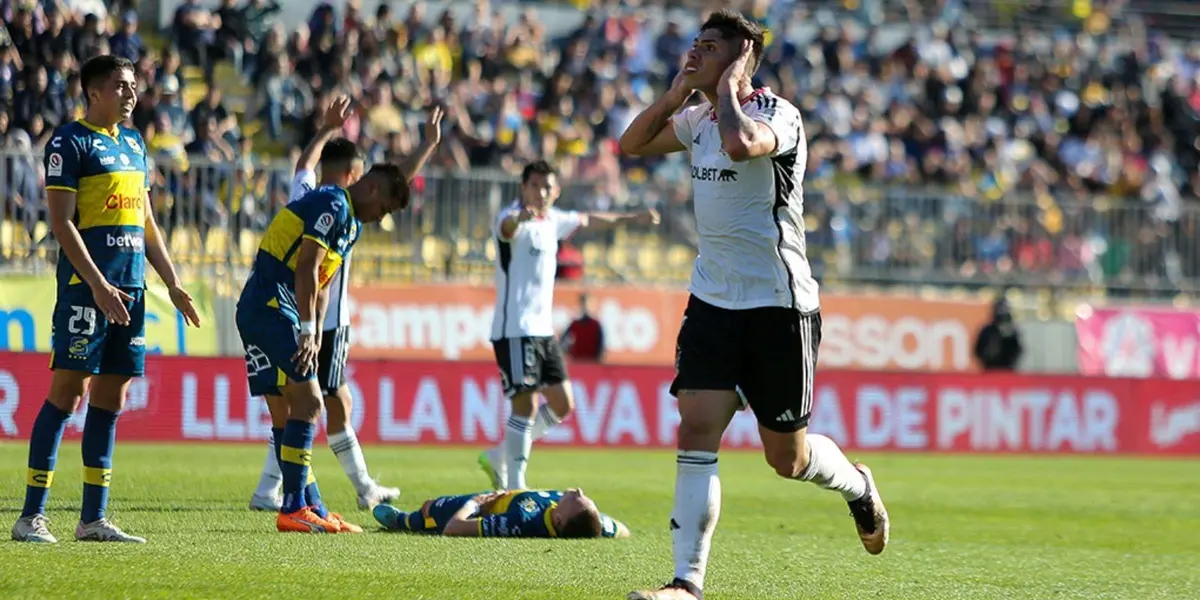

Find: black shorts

[491,336,569,398]
[670,295,821,433]
[317,326,351,396]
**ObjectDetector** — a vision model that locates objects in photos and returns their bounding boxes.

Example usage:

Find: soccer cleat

[848,461,890,555]
[478,448,506,490]
[356,483,401,510]
[276,508,340,533]
[12,514,57,543]
[249,492,283,512]
[628,579,701,600]
[372,504,409,531]
[326,513,363,533]
[75,519,146,543]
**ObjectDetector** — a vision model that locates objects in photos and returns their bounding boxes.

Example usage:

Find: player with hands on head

[13,55,200,544]
[477,159,659,492]
[620,10,889,600]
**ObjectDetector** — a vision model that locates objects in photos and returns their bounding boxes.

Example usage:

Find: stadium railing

[2,149,1200,301]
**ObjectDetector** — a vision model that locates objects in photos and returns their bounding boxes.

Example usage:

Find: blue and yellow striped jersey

[238,186,361,323]
[426,490,622,538]
[45,120,150,290]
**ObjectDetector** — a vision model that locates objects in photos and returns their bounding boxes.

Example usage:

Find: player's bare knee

[510,391,537,417]
[265,396,290,428]
[542,382,574,417]
[323,389,351,433]
[88,374,132,412]
[283,382,323,421]
[766,449,808,479]
[46,371,90,413]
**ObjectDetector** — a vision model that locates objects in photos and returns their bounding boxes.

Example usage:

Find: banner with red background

[1,353,1197,455]
[344,283,993,372]
[1076,306,1200,379]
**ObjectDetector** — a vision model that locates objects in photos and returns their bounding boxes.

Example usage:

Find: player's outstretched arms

[581,208,662,230]
[394,106,445,183]
[47,189,132,325]
[144,201,201,327]
[295,95,353,176]
[618,71,694,157]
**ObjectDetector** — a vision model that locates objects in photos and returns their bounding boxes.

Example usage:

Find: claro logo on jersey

[105,193,144,211]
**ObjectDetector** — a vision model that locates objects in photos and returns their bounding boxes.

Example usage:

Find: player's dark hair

[368,163,411,209]
[80,55,135,101]
[558,507,604,539]
[320,138,364,166]
[520,160,558,184]
[699,9,766,74]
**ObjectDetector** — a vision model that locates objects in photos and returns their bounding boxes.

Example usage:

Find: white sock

[672,450,721,592]
[504,415,534,489]
[329,429,373,494]
[254,436,282,497]
[798,433,867,502]
[530,403,562,440]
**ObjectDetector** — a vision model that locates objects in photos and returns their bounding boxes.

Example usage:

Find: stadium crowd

[1,0,1200,292]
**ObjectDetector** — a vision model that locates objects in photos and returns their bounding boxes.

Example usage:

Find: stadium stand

[3,0,1200,302]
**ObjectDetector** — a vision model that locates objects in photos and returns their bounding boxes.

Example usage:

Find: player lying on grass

[372,489,631,539]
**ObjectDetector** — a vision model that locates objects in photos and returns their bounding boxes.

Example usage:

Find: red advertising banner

[1076,305,1200,379]
[1,353,1197,455]
[345,283,993,372]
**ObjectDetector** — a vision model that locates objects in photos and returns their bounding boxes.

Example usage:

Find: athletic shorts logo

[69,336,89,357]
[314,213,335,235]
[47,153,63,177]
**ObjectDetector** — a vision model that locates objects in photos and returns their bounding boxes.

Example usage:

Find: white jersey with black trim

[670,87,818,313]
[490,201,583,340]
[289,170,351,331]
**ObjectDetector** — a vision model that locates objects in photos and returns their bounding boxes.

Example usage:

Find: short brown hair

[367,163,411,209]
[700,9,766,74]
[558,506,604,539]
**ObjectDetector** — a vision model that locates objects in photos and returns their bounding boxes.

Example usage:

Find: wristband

[299,321,317,336]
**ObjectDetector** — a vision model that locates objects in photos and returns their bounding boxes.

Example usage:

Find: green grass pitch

[1,443,1197,599]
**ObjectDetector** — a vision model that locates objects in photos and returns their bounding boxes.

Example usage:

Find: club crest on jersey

[124,136,142,154]
[314,213,335,235]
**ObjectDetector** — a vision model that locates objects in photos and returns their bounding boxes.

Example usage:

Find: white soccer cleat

[357,483,401,510]
[249,492,283,512]
[628,581,700,600]
[12,514,57,543]
[75,519,146,543]
[848,462,889,555]
[477,448,506,491]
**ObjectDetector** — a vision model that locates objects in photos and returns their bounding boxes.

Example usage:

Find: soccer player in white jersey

[478,160,659,491]
[618,10,889,600]
[248,97,442,511]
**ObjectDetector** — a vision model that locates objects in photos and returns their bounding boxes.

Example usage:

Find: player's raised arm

[618,70,694,157]
[579,208,662,230]
[296,95,353,176]
[45,138,132,325]
[393,106,444,183]
[143,196,201,327]
[716,41,779,162]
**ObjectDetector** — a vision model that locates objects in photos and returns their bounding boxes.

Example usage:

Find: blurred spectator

[974,297,1023,370]
[109,11,144,62]
[561,294,604,363]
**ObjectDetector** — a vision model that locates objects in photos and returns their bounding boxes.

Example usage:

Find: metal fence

[2,148,1199,299]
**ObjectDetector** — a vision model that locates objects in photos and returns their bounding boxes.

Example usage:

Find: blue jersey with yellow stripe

[425,490,622,538]
[44,120,150,289]
[239,185,361,323]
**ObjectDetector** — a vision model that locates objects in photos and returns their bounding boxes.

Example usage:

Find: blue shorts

[51,285,146,377]
[236,305,314,397]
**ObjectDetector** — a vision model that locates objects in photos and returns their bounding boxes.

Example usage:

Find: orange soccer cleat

[326,513,363,534]
[276,508,341,533]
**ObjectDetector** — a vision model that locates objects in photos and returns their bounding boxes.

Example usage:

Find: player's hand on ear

[721,40,754,87]
[168,284,202,327]
[90,280,132,326]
